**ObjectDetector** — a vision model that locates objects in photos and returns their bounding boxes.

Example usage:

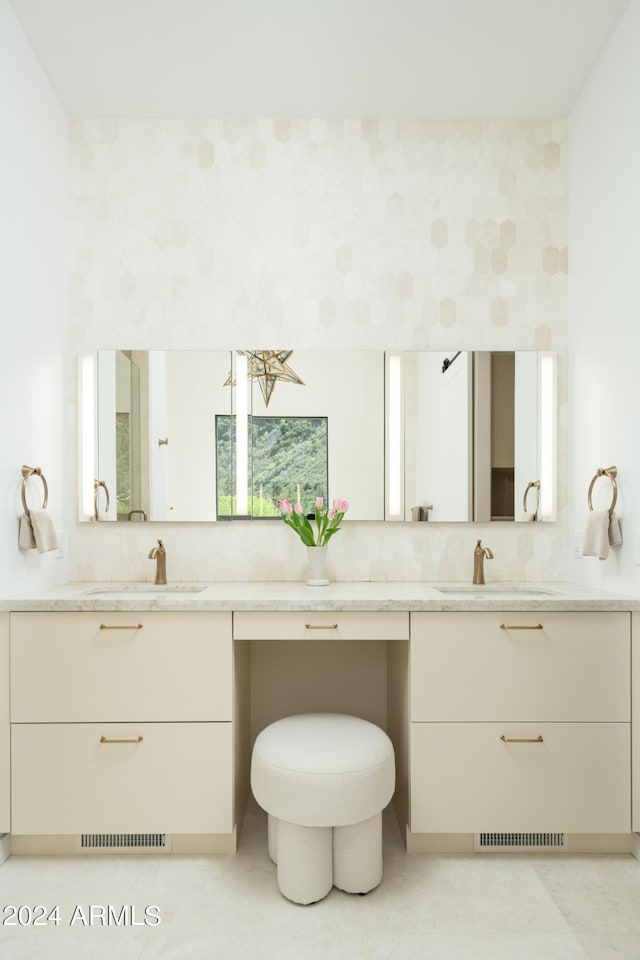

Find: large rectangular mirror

[79,349,385,522]
[387,351,556,522]
[79,348,555,524]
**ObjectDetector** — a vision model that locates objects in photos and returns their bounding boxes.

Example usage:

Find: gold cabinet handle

[100,736,143,744]
[99,623,144,630]
[500,623,543,630]
[500,735,544,743]
[305,623,338,630]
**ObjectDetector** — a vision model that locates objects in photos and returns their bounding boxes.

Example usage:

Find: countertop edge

[1,581,638,613]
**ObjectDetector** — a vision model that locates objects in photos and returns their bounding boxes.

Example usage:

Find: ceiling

[9,0,630,118]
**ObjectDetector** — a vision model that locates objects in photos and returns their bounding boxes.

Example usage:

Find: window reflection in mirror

[215,415,329,518]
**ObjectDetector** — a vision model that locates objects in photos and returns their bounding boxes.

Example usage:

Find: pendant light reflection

[224,350,304,407]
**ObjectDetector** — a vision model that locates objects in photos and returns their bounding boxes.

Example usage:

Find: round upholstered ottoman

[250,713,395,904]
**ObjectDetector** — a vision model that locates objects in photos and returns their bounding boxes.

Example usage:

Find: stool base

[267,814,278,864]
[333,812,382,894]
[276,820,333,905]
[267,811,383,903]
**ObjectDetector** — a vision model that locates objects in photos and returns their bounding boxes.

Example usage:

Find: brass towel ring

[587,466,617,516]
[21,465,48,517]
[523,480,540,519]
[94,479,111,519]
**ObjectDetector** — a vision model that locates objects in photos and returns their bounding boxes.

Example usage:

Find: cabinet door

[12,722,232,835]
[11,612,232,722]
[411,612,630,722]
[410,721,631,834]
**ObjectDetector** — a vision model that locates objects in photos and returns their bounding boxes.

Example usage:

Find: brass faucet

[473,539,494,585]
[148,539,167,585]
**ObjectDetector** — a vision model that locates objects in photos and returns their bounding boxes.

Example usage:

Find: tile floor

[0,809,639,960]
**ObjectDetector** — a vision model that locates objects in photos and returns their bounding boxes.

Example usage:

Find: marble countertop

[1,580,637,612]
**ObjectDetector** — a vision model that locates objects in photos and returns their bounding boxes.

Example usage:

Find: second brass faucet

[473,540,494,585]
[148,539,167,585]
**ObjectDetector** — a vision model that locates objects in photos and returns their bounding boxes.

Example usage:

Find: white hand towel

[582,510,622,560]
[28,509,59,554]
[609,511,622,547]
[582,509,610,560]
[521,511,537,522]
[18,513,36,549]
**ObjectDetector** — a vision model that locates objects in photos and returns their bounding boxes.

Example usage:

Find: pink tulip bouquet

[278,497,349,547]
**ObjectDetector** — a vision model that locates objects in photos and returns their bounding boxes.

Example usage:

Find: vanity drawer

[410,612,630,722]
[11,612,232,722]
[233,611,409,641]
[410,721,631,834]
[11,722,233,835]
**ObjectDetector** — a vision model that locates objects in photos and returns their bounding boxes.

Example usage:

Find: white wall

[569,0,640,594]
[0,0,68,590]
[68,118,568,582]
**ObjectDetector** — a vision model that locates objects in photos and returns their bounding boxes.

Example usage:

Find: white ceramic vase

[306,545,329,586]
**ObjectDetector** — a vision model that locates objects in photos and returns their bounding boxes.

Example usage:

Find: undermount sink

[434,585,555,598]
[85,584,207,596]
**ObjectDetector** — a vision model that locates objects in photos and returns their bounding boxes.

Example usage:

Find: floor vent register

[79,833,170,853]
[474,832,566,852]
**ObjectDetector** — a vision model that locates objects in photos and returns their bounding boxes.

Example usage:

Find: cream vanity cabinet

[10,612,235,841]
[408,612,631,837]
[234,611,409,738]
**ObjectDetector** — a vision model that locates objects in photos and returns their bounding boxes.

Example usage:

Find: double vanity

[0,580,638,858]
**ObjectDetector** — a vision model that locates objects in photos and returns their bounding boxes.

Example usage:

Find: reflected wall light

[79,353,97,519]
[386,353,403,520]
[538,352,556,520]
[235,352,249,516]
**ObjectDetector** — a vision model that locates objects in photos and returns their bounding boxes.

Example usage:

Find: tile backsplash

[68,118,567,581]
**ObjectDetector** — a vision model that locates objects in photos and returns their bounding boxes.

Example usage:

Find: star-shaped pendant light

[224,350,305,407]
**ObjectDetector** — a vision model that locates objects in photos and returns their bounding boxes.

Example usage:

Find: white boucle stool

[250,713,395,904]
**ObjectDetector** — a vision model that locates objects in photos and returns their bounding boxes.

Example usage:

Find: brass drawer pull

[499,623,543,630]
[500,735,544,744]
[305,623,338,630]
[99,623,143,630]
[100,735,143,744]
